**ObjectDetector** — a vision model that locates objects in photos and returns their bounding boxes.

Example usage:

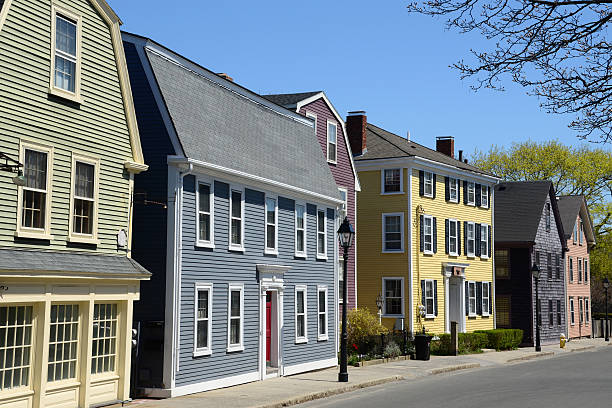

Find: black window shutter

[419,171,424,196]
[457,220,462,254]
[463,180,468,204]
[434,280,438,316]
[464,221,468,255]
[465,281,470,316]
[433,217,438,253]
[457,179,461,203]
[488,225,492,257]
[487,186,491,206]
[475,183,482,207]
[445,177,450,201]
[476,282,483,315]
[489,283,493,314]
[475,223,481,257]
[432,173,437,198]
[445,219,449,254]
[421,280,425,307]
[420,215,424,252]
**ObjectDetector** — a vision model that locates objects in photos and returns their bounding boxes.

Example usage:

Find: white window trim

[227,283,244,352]
[316,207,327,260]
[317,285,329,341]
[338,187,348,221]
[468,281,477,317]
[482,282,490,316]
[380,168,404,195]
[570,297,575,325]
[382,277,404,318]
[326,119,338,164]
[16,141,54,240]
[294,202,307,258]
[196,178,215,248]
[382,212,405,253]
[49,5,83,103]
[449,177,459,203]
[423,171,434,198]
[424,279,435,318]
[448,218,459,256]
[228,185,245,252]
[569,257,574,282]
[423,214,434,255]
[193,282,213,357]
[467,181,476,206]
[466,221,475,258]
[481,185,489,208]
[264,194,279,255]
[67,152,100,245]
[295,285,308,344]
[480,224,489,259]
[585,298,590,323]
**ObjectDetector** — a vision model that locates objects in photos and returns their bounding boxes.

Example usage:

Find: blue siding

[176,175,336,386]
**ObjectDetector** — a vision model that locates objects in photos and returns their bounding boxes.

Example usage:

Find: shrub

[475,329,523,350]
[431,332,488,355]
[384,341,402,358]
[345,308,388,355]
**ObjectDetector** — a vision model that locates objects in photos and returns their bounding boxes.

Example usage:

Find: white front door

[449,278,465,332]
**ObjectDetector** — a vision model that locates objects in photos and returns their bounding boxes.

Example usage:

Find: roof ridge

[366,123,415,158]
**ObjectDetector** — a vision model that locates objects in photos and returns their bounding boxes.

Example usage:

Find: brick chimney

[346,111,367,156]
[436,136,454,158]
[216,73,233,82]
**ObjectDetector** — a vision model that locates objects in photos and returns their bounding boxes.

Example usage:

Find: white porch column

[33,298,51,408]
[444,277,450,334]
[118,299,135,401]
[78,298,95,407]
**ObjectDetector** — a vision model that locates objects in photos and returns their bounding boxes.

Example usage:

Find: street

[299,349,612,408]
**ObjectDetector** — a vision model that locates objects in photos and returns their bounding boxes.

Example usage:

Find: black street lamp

[337,216,354,383]
[532,263,541,352]
[604,278,610,342]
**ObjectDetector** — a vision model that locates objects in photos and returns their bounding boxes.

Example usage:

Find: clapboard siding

[0,0,134,252]
[175,176,336,386]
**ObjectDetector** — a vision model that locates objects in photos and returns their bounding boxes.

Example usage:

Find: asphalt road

[299,349,612,408]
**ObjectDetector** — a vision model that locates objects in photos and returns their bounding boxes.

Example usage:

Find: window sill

[382,314,404,318]
[447,199,459,204]
[295,338,308,344]
[468,313,477,318]
[317,336,329,342]
[482,313,490,317]
[422,194,434,199]
[449,252,459,257]
[14,230,54,240]
[90,374,120,383]
[193,349,212,357]
[67,235,99,245]
[380,191,404,196]
[327,159,337,165]
[382,250,404,254]
[226,345,244,353]
[48,86,83,104]
[196,241,215,249]
[229,245,245,253]
[0,387,34,400]
[316,254,328,261]
[46,380,81,392]
[480,205,489,209]
[423,251,434,256]
[467,202,475,207]
[467,254,475,259]
[264,249,279,256]
[294,252,307,259]
[425,314,436,319]
[480,255,490,260]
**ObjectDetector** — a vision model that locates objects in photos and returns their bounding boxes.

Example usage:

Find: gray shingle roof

[557,196,583,239]
[0,249,151,278]
[145,49,340,201]
[357,123,495,177]
[262,92,321,108]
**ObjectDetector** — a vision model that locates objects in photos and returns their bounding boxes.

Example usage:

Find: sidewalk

[119,338,610,408]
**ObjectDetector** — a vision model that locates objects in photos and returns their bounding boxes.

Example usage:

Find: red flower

[352,343,358,350]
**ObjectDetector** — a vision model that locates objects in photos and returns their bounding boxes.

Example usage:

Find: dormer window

[50,7,81,101]
[327,121,337,164]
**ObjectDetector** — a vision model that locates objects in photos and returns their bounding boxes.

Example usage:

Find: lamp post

[604,278,610,342]
[532,263,541,352]
[337,216,354,383]
[376,293,383,324]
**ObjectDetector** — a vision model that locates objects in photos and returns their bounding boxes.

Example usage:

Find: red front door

[266,291,272,363]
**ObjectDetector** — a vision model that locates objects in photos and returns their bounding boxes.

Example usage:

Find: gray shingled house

[122,33,343,397]
[494,181,568,345]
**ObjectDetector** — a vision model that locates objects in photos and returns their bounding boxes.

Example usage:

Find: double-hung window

[468,281,477,316]
[265,196,278,254]
[570,297,575,325]
[548,300,554,326]
[555,254,561,279]
[423,171,434,197]
[481,185,489,208]
[547,253,553,280]
[495,249,510,279]
[70,156,98,241]
[383,278,403,316]
[383,213,404,252]
[573,223,578,244]
[466,222,475,257]
[197,182,214,246]
[424,280,435,318]
[295,204,306,257]
[327,121,337,163]
[91,303,118,374]
[227,284,244,352]
[0,306,33,390]
[194,283,212,356]
[579,298,584,324]
[584,260,588,283]
[317,286,328,341]
[382,169,401,193]
[585,298,590,323]
[482,282,490,316]
[338,188,348,220]
[229,188,244,250]
[467,182,475,205]
[557,300,562,326]
[449,178,458,202]
[20,146,51,236]
[578,258,582,282]
[569,257,574,282]
[295,286,307,343]
[51,9,80,98]
[48,304,79,382]
[423,215,434,254]
[316,208,327,259]
[448,219,458,256]
[545,203,551,231]
[480,224,489,258]
[579,222,583,245]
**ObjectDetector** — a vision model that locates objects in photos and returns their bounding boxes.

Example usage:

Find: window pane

[297,291,304,314]
[230,319,240,344]
[73,198,93,235]
[56,16,76,56]
[296,206,305,229]
[199,184,210,213]
[75,162,94,199]
[297,315,305,337]
[197,320,208,349]
[231,291,240,317]
[197,290,208,319]
[54,56,76,93]
[231,191,241,218]
[266,198,276,224]
[319,315,326,335]
[317,211,325,233]
[266,225,275,249]
[231,220,241,245]
[49,305,79,381]
[199,214,210,241]
[318,291,326,313]
[0,306,33,391]
[90,303,117,374]
[24,150,47,190]
[297,230,304,252]
[384,169,400,192]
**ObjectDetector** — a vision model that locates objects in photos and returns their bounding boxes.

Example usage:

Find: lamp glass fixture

[337,217,355,249]
[531,263,540,279]
[604,277,610,289]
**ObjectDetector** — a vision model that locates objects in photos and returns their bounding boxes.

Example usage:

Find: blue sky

[109,0,591,158]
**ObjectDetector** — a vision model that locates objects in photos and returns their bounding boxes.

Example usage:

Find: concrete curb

[429,363,481,375]
[254,376,404,408]
[506,351,554,363]
[569,345,595,352]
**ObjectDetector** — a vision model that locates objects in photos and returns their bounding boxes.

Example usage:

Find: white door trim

[259,279,284,380]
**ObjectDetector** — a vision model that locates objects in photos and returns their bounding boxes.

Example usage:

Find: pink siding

[566,213,592,339]
[298,98,357,310]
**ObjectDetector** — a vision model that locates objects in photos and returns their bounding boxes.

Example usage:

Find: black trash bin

[414,334,432,361]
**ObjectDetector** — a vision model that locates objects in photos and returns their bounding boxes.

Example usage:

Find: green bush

[384,341,402,358]
[475,329,523,351]
[431,332,488,355]
[345,308,388,355]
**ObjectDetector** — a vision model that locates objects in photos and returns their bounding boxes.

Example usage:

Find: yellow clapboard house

[346,112,498,334]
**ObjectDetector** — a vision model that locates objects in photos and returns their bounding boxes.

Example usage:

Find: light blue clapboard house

[122,33,343,397]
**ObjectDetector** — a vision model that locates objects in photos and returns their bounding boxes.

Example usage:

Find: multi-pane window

[383,214,403,252]
[573,223,578,243]
[295,204,306,256]
[48,304,79,382]
[54,14,77,93]
[424,280,435,317]
[327,122,337,163]
[384,278,402,316]
[230,189,243,249]
[449,178,458,202]
[496,295,511,328]
[227,285,243,351]
[338,188,347,220]
[584,260,588,283]
[423,172,434,197]
[557,300,562,326]
[570,297,575,325]
[197,183,213,244]
[448,219,458,255]
[579,221,583,245]
[383,169,401,193]
[194,284,212,355]
[585,298,590,323]
[295,287,307,343]
[547,253,553,280]
[91,304,117,374]
[265,197,277,252]
[317,209,326,258]
[22,149,48,230]
[495,249,510,279]
[578,258,582,282]
[545,203,551,232]
[466,222,475,256]
[72,161,95,235]
[579,298,584,324]
[423,215,433,254]
[467,182,475,205]
[482,282,490,316]
[481,185,489,208]
[317,287,328,340]
[480,224,488,257]
[468,281,477,316]
[569,257,574,282]
[0,306,33,390]
[548,299,554,326]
